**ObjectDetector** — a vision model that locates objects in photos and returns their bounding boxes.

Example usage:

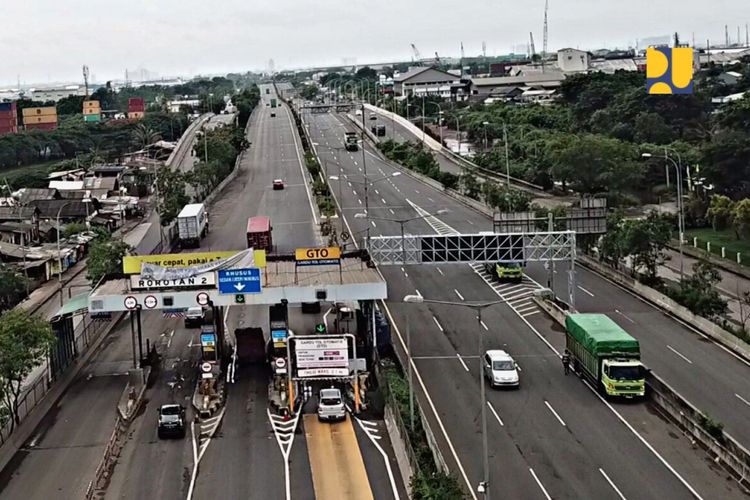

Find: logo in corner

[647,47,693,94]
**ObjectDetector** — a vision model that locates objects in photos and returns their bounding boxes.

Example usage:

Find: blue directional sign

[217,268,262,295]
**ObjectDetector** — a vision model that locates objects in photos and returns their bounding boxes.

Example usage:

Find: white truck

[177,203,208,248]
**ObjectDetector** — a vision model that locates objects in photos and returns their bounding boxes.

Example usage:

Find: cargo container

[0,117,17,127]
[83,100,100,109]
[83,107,101,115]
[84,114,101,123]
[22,106,57,117]
[24,114,58,125]
[0,128,16,136]
[127,111,144,120]
[25,122,57,131]
[565,313,646,398]
[177,203,209,248]
[0,102,16,113]
[128,97,145,106]
[246,216,272,252]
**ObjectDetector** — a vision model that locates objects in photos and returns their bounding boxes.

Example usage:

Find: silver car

[317,388,346,421]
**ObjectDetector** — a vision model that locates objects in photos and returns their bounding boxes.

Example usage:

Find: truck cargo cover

[565,313,640,356]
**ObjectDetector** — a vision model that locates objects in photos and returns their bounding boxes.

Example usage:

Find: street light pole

[56,200,74,307]
[403,295,507,500]
[503,121,510,188]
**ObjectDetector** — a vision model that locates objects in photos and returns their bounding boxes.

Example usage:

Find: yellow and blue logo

[646,47,693,94]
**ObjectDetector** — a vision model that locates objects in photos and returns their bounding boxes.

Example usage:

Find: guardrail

[535,292,750,489]
[363,103,547,196]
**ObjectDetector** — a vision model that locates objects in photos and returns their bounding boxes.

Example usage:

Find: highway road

[366,103,750,451]
[302,108,747,499]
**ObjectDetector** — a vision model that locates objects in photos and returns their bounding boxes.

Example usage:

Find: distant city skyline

[1,0,747,86]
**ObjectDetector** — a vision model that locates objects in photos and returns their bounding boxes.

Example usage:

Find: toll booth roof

[264,258,381,287]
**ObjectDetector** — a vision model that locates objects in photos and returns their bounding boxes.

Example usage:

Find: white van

[483,350,520,388]
[317,387,346,421]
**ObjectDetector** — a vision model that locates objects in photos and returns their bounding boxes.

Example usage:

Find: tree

[0,265,26,310]
[131,123,162,150]
[702,131,750,198]
[706,194,735,231]
[299,84,319,101]
[155,168,189,225]
[620,212,672,283]
[669,259,728,320]
[86,234,130,284]
[62,222,87,238]
[0,309,54,429]
[732,198,750,239]
[459,172,481,200]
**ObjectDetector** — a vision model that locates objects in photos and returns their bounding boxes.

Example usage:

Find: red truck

[235,327,268,364]
[247,216,272,252]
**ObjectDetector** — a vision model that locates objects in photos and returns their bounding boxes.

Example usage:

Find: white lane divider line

[415,189,420,194]
[437,267,444,276]
[614,309,636,323]
[544,400,566,427]
[599,468,628,500]
[577,285,595,297]
[352,189,357,196]
[358,199,362,205]
[352,417,400,500]
[456,354,469,372]
[433,316,444,332]
[480,320,489,331]
[487,401,504,426]
[389,208,395,214]
[466,219,474,225]
[371,221,377,228]
[375,189,380,195]
[381,198,387,204]
[735,393,750,407]
[454,289,465,301]
[415,289,422,297]
[529,468,552,500]
[666,345,693,364]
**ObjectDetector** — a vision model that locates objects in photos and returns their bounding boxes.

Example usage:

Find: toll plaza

[87,247,387,417]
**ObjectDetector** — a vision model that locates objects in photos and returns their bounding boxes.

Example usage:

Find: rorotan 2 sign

[294,337,348,377]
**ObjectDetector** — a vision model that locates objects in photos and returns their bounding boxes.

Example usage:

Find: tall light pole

[403,295,510,500]
[456,113,462,155]
[424,101,443,145]
[642,150,685,280]
[482,121,489,152]
[355,209,449,264]
[502,121,510,188]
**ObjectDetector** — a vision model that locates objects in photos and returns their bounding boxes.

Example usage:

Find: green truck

[565,313,646,398]
[270,98,277,108]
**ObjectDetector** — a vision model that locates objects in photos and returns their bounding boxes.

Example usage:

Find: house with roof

[15,188,59,205]
[28,199,99,223]
[0,206,40,243]
[470,72,565,101]
[393,66,469,100]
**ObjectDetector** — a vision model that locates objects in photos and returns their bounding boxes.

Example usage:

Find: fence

[0,313,112,446]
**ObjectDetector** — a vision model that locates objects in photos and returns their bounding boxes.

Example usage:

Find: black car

[157,404,186,439]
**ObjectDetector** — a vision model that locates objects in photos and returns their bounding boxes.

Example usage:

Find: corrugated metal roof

[471,72,565,87]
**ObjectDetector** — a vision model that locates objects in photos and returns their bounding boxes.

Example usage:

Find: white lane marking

[375,189,380,195]
[358,199,362,205]
[736,393,750,407]
[437,267,444,276]
[529,469,552,500]
[415,189,420,194]
[577,285,595,297]
[544,400,566,427]
[599,468,628,500]
[381,198,386,204]
[614,309,636,323]
[389,209,395,214]
[667,345,693,364]
[415,289,421,297]
[352,417,401,500]
[522,310,541,317]
[283,103,318,226]
[380,302,477,499]
[428,197,434,203]
[466,219,474,225]
[487,401,504,426]
[515,305,537,314]
[433,316,444,332]
[454,289,465,301]
[480,321,489,331]
[352,189,357,196]
[348,182,352,187]
[456,354,469,372]
[585,379,704,500]
[371,221,377,228]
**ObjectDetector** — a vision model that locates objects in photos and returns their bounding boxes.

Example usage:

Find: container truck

[565,313,646,398]
[246,216,272,252]
[177,203,208,248]
[344,131,359,151]
[235,327,268,364]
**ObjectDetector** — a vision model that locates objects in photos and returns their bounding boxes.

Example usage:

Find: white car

[317,387,346,421]
[483,350,520,388]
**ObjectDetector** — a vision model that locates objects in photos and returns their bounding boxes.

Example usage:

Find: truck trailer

[235,327,268,364]
[177,203,208,248]
[246,216,272,252]
[565,313,646,398]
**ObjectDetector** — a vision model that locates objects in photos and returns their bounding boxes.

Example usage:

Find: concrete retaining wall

[577,253,750,360]
[535,293,750,488]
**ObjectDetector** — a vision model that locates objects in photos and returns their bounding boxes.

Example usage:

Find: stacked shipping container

[83,100,101,123]
[23,106,58,131]
[127,97,145,120]
[0,102,18,136]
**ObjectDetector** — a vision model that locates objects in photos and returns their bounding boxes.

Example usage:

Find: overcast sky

[2,0,748,86]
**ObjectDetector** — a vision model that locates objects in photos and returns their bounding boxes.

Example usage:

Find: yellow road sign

[123,250,267,274]
[295,247,341,261]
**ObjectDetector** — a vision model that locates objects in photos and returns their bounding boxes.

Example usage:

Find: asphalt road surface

[301,108,747,500]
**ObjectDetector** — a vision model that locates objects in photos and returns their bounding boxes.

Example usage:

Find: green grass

[685,228,750,265]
